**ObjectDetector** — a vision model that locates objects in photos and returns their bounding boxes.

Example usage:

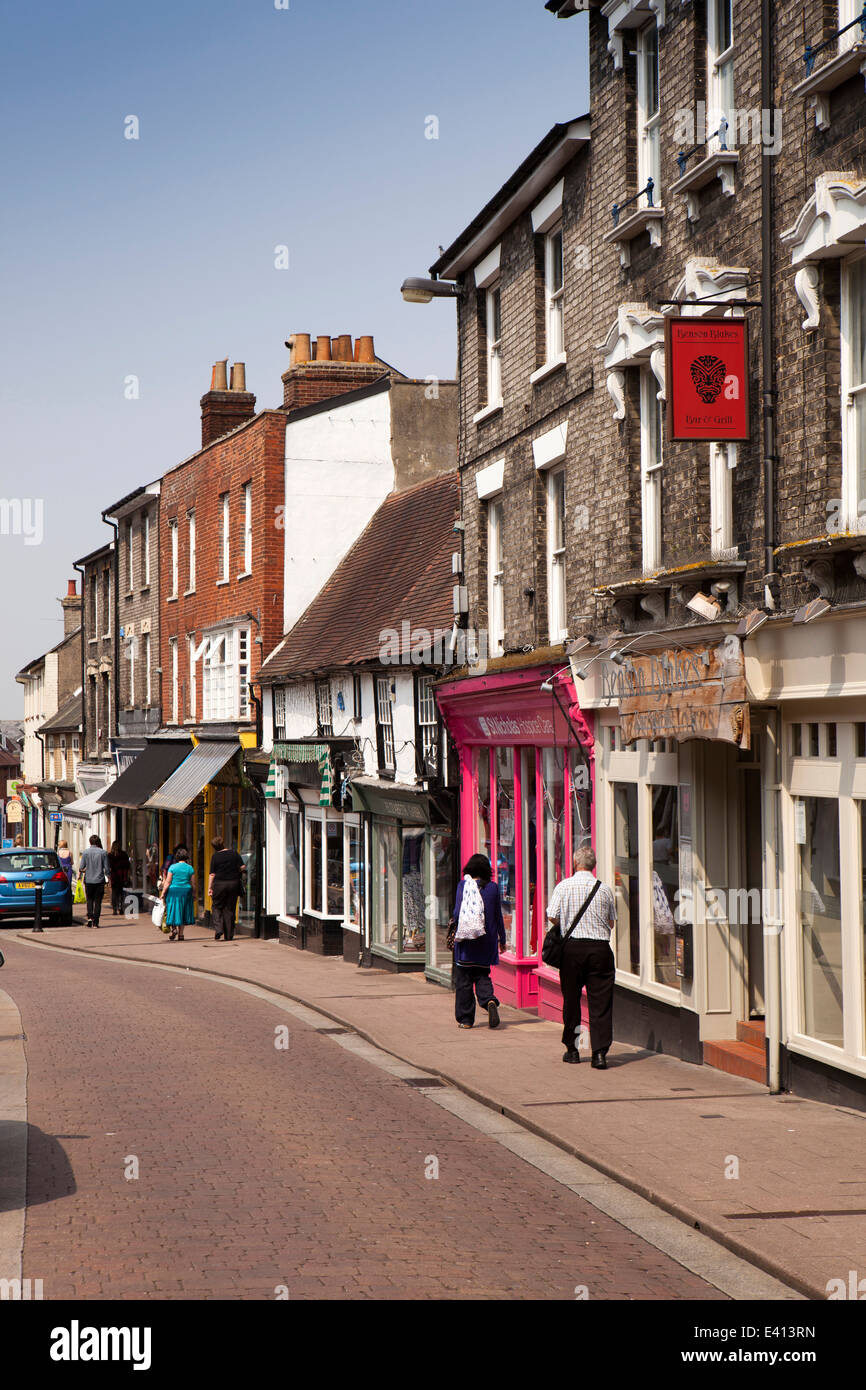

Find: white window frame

[707,0,735,153]
[416,673,439,773]
[273,686,287,740]
[636,20,661,197]
[316,679,333,737]
[201,625,250,722]
[59,735,67,782]
[841,251,866,532]
[242,482,252,575]
[186,509,196,593]
[547,466,567,642]
[640,367,663,574]
[143,632,151,708]
[128,633,136,707]
[169,638,179,724]
[142,511,150,588]
[544,224,565,363]
[486,283,503,408]
[376,676,396,773]
[169,519,178,599]
[304,807,344,919]
[839,0,864,53]
[487,497,505,656]
[186,633,195,719]
[343,813,362,929]
[220,492,230,582]
[125,522,134,595]
[709,442,736,557]
[102,569,111,638]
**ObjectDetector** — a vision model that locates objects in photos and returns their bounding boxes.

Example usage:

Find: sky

[0,0,589,711]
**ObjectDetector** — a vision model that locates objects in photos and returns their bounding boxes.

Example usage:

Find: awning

[349,778,431,825]
[144,741,238,812]
[273,741,329,764]
[62,787,113,824]
[99,740,193,809]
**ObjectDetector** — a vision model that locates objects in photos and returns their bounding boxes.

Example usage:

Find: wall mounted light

[401,277,462,304]
[793,598,831,625]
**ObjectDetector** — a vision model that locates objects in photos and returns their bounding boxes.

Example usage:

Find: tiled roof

[260,472,459,680]
[40,693,83,733]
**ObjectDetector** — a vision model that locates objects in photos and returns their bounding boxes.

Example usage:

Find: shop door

[740,765,765,1018]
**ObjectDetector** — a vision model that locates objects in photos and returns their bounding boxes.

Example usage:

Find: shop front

[97,739,194,909]
[436,662,594,1015]
[575,632,765,1069]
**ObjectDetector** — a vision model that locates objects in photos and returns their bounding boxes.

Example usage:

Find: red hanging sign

[665,316,750,441]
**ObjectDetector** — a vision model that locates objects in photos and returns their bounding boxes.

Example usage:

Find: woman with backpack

[449,853,507,1030]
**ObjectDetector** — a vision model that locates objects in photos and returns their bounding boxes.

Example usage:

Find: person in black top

[208,836,246,941]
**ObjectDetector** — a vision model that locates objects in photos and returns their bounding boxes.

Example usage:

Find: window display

[309,819,323,914]
[495,747,517,952]
[401,828,426,952]
[284,811,300,917]
[326,820,344,915]
[799,797,843,1047]
[613,783,640,976]
[651,785,678,986]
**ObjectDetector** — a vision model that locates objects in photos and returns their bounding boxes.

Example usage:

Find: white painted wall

[282,389,395,633]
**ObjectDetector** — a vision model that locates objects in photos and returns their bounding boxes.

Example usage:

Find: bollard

[33,881,44,932]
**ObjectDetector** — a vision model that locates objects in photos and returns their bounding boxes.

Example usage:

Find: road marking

[12,935,805,1301]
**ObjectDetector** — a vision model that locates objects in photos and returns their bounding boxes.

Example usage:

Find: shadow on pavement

[0,1122,77,1213]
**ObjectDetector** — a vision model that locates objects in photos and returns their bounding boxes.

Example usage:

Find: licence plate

[15,882,33,890]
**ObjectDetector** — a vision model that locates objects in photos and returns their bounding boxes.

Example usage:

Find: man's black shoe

[591,1051,607,1069]
[562,1049,580,1064]
[487,1000,500,1029]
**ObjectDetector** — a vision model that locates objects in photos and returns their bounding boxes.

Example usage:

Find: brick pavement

[15,911,866,1299]
[2,931,721,1301]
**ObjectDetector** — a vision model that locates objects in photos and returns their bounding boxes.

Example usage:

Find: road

[1,934,723,1301]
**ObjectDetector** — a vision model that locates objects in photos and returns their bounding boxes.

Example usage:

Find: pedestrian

[207,836,246,941]
[57,839,74,884]
[77,834,111,928]
[108,840,131,915]
[546,847,617,1068]
[13,835,23,848]
[161,847,195,942]
[450,853,507,1030]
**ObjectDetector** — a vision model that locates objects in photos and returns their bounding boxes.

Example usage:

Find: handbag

[454,874,487,942]
[542,879,602,969]
[151,899,166,930]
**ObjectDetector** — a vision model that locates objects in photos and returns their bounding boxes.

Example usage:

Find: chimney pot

[356,336,376,364]
[315,336,332,362]
[333,334,353,362]
[211,359,229,391]
[67,579,77,597]
[288,333,312,367]
[230,362,247,391]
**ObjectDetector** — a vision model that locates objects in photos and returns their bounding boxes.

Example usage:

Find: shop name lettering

[622,706,721,740]
[603,650,709,702]
[476,714,554,739]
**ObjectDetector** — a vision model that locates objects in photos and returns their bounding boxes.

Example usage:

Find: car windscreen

[0,852,60,873]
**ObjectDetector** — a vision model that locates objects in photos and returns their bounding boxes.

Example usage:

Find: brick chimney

[60,579,82,636]
[200,359,257,447]
[281,333,393,411]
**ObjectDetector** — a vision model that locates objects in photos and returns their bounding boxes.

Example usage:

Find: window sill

[216,578,230,587]
[236,571,252,582]
[792,42,866,129]
[277,913,300,927]
[670,152,738,222]
[529,353,567,387]
[140,585,150,595]
[124,591,134,599]
[304,907,345,921]
[602,206,665,267]
[166,596,178,604]
[183,589,196,597]
[473,400,503,425]
[371,942,425,962]
[88,639,98,645]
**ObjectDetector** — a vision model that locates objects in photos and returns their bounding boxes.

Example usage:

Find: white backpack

[455,874,487,941]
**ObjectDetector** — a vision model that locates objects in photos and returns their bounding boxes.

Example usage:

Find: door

[741,764,765,1018]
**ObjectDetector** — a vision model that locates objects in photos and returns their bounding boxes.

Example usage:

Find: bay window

[201,626,251,721]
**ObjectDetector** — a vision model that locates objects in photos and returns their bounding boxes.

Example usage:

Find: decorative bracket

[606,369,626,420]
[802,557,836,599]
[794,264,820,330]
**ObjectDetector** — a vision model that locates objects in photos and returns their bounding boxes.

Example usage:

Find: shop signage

[6,797,24,824]
[606,637,750,749]
[665,316,750,441]
[48,811,63,823]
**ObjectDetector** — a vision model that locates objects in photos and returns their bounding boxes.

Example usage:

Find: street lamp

[400,277,462,304]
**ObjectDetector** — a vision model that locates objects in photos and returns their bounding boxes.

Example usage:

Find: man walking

[547,847,616,1069]
[78,834,111,928]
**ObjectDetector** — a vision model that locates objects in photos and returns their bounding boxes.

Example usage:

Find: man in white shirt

[547,846,616,1068]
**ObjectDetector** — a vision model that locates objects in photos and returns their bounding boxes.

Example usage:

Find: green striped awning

[318,750,332,807]
[274,742,329,765]
[265,756,279,799]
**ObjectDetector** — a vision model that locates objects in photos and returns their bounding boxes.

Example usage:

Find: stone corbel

[802,557,836,599]
[794,265,820,331]
[671,583,699,610]
[648,0,666,26]
[639,591,667,623]
[608,32,625,69]
[852,552,866,581]
[650,345,666,401]
[612,596,635,627]
[606,369,626,420]
[710,580,737,615]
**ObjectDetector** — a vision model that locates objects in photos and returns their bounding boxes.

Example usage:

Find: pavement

[15,909,866,1300]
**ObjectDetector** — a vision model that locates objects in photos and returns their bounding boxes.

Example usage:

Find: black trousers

[560,938,615,1053]
[212,881,241,940]
[454,964,498,1025]
[85,882,105,926]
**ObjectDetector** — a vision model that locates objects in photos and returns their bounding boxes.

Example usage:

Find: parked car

[0,847,73,926]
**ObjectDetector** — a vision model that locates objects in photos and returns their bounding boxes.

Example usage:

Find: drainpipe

[761,0,777,601]
[73,560,86,763]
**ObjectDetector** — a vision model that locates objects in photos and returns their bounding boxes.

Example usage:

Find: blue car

[0,847,73,926]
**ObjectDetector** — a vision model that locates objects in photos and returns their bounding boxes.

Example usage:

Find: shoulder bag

[541,879,602,969]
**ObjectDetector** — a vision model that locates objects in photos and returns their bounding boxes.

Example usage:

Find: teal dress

[165,861,195,927]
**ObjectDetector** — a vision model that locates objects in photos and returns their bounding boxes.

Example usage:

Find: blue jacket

[452,877,507,968]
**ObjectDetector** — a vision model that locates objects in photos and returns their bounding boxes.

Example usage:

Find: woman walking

[207,836,246,941]
[161,848,196,942]
[451,853,507,1029]
[108,840,131,915]
[57,839,74,885]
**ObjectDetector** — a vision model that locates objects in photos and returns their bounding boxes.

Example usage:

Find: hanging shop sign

[5,797,24,824]
[604,636,750,749]
[665,315,749,441]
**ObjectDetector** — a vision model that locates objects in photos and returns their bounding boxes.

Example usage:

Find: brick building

[417,0,866,1104]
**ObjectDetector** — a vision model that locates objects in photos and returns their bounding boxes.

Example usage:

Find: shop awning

[99,740,193,809]
[144,741,238,813]
[62,786,113,825]
[273,741,329,764]
[348,778,432,825]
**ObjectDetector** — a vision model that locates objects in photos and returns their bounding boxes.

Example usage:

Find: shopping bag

[454,875,487,942]
[151,899,166,930]
[73,878,86,905]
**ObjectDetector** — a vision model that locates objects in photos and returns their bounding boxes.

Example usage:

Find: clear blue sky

[0,0,588,710]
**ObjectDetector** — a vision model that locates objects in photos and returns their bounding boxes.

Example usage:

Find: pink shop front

[437,662,594,1018]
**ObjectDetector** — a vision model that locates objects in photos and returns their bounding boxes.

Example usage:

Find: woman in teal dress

[161,848,196,941]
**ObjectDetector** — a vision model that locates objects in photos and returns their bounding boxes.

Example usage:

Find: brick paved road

[4,937,723,1300]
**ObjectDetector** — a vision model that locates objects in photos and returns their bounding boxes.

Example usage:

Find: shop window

[858,723,866,758]
[284,810,300,917]
[374,820,401,947]
[345,821,361,927]
[326,820,343,914]
[402,828,426,952]
[798,797,843,1047]
[521,748,539,957]
[476,748,492,862]
[309,819,323,913]
[651,785,679,986]
[429,830,456,973]
[495,747,517,952]
[375,676,396,773]
[569,746,591,851]
[542,747,566,912]
[613,783,640,976]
